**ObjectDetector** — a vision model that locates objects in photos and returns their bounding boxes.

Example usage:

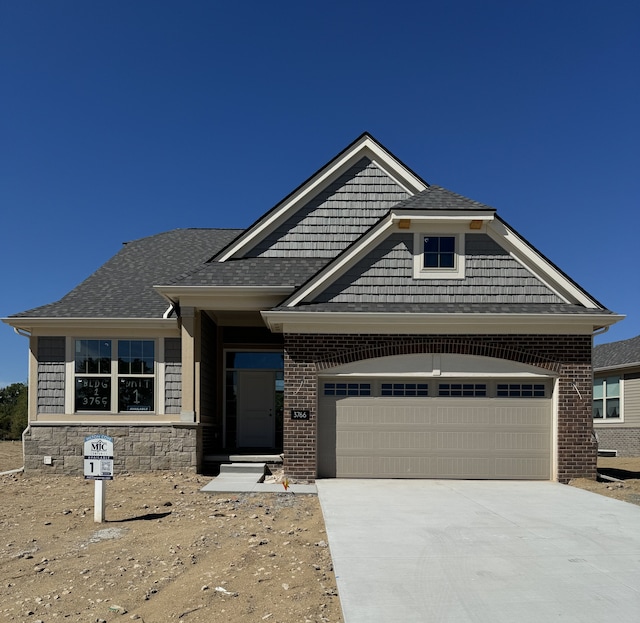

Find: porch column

[180,306,197,422]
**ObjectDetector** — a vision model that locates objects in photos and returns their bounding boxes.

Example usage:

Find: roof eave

[154,285,294,311]
[2,316,178,333]
[261,310,624,335]
[594,361,640,373]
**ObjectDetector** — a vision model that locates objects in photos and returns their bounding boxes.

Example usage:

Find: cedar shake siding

[36,337,66,414]
[314,233,564,304]
[164,337,182,415]
[249,158,409,258]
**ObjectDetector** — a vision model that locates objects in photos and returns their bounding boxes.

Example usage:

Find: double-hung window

[593,376,621,420]
[74,339,155,413]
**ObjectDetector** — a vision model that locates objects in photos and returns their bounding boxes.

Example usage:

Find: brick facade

[283,333,596,483]
[595,428,640,457]
[23,424,199,475]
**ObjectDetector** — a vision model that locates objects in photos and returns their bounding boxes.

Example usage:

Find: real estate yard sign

[83,434,114,523]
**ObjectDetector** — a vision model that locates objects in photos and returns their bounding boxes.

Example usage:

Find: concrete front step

[219,462,267,476]
[205,454,283,464]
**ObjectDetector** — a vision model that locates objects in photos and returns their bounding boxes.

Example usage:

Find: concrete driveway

[316,480,640,623]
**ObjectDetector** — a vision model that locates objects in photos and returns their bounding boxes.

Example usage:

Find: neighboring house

[593,335,640,456]
[3,133,622,482]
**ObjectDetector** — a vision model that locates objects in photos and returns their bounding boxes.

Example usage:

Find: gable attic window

[413,232,465,279]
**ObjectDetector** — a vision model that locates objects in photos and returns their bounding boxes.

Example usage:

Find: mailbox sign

[83,434,114,480]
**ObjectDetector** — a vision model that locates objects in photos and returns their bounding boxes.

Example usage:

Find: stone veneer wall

[595,428,640,457]
[23,425,198,475]
[283,333,595,483]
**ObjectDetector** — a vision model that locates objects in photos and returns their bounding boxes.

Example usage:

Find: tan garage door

[318,396,552,479]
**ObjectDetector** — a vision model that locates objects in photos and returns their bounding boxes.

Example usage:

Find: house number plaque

[291,409,310,420]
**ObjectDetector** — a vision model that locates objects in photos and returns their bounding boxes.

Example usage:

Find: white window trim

[66,337,160,415]
[413,230,466,280]
[593,375,623,422]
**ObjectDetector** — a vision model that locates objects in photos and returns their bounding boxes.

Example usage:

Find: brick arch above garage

[303,335,580,375]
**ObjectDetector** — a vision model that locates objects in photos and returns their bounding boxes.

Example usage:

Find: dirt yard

[2,443,640,623]
[0,442,342,623]
[569,456,640,506]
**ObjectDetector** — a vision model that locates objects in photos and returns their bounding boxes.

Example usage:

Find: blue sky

[1,1,639,387]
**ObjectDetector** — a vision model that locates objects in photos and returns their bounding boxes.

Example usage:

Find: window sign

[76,378,111,411]
[119,378,154,412]
[74,339,155,414]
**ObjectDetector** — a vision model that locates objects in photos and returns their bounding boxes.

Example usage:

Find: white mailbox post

[83,434,114,523]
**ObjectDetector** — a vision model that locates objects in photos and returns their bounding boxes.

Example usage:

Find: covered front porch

[175,306,286,468]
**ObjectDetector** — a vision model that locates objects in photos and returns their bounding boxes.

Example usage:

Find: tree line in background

[0,383,28,440]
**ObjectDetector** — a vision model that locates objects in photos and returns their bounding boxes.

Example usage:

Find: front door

[237,370,276,447]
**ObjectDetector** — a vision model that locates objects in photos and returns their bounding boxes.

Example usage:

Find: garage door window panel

[497,383,546,398]
[324,383,371,396]
[439,383,487,397]
[381,383,428,396]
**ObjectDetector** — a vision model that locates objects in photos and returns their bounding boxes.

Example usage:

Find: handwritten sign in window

[119,378,154,412]
[75,378,111,411]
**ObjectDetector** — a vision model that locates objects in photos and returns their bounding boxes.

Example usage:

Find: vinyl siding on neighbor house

[314,233,563,304]
[249,158,409,258]
[624,372,640,425]
[593,369,640,428]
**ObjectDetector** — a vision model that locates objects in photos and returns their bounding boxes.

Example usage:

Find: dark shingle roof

[392,186,496,212]
[11,229,242,319]
[593,335,640,369]
[165,257,329,287]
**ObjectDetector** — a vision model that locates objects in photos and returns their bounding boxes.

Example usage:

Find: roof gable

[275,192,610,311]
[214,133,428,262]
[310,232,565,306]
[245,157,409,258]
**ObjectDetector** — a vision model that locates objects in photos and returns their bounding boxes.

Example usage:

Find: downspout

[0,429,26,476]
[0,326,33,475]
[590,325,609,469]
[592,325,610,338]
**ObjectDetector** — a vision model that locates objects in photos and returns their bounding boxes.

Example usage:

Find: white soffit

[261,310,621,335]
[216,135,427,262]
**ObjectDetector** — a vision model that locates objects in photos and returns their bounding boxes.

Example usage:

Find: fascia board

[594,362,640,373]
[1,317,178,333]
[216,135,427,262]
[262,310,624,335]
[283,216,395,307]
[154,285,293,311]
[487,218,601,308]
[391,210,495,222]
